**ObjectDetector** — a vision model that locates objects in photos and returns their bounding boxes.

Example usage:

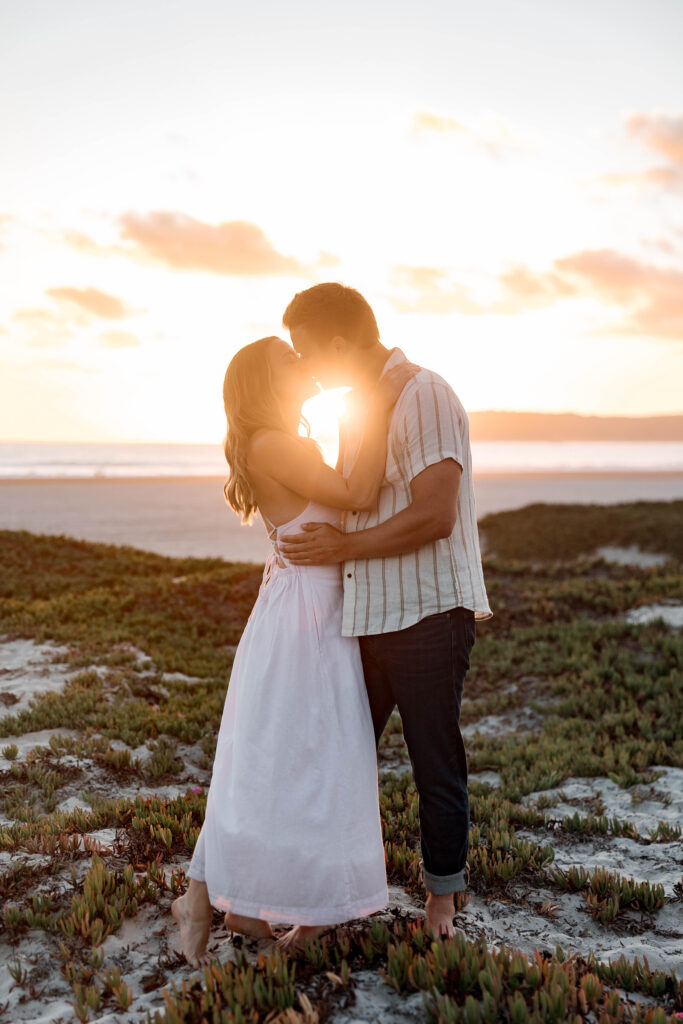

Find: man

[279,282,492,937]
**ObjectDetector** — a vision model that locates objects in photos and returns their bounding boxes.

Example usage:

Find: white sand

[0,638,73,712]
[524,766,683,836]
[1,634,681,1021]
[597,545,671,567]
[625,603,683,628]
[462,705,544,739]
[1,473,682,561]
[1,728,81,761]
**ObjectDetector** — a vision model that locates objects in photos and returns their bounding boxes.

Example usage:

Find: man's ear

[330,335,350,358]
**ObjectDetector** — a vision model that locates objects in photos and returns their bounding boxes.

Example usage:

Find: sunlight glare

[302,387,350,466]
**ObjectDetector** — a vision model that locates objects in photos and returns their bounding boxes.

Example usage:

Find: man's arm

[248,364,416,513]
[280,458,461,564]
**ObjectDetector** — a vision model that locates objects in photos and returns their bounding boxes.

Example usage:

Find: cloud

[391,266,486,315]
[30,358,99,373]
[11,308,75,347]
[625,112,683,164]
[597,166,683,189]
[498,250,683,338]
[497,265,577,304]
[63,231,107,257]
[554,249,683,340]
[641,236,677,255]
[412,110,531,159]
[98,330,141,348]
[390,249,683,340]
[316,250,341,268]
[11,285,140,349]
[391,264,574,316]
[118,212,304,275]
[62,212,326,277]
[0,213,14,250]
[46,286,139,319]
[12,308,62,325]
[414,112,469,136]
[394,266,448,290]
[597,111,683,192]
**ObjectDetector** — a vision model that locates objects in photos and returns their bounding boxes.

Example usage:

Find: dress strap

[260,507,277,537]
[259,507,286,569]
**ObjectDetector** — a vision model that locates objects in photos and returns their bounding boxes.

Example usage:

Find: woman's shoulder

[248,427,284,451]
[246,428,286,470]
[247,429,322,467]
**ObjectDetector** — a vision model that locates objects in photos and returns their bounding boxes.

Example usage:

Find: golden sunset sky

[1,0,682,444]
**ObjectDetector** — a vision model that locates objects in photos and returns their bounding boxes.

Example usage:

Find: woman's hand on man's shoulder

[372,362,421,413]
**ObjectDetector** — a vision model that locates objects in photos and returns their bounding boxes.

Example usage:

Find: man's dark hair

[282,282,380,348]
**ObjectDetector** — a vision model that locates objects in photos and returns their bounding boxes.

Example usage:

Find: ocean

[2,440,683,479]
[2,441,681,560]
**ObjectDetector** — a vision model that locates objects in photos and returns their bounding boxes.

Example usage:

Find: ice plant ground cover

[0,499,681,1023]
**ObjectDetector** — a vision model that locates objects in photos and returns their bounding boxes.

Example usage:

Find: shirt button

[346,572,353,578]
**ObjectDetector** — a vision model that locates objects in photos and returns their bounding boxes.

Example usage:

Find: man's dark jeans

[359,606,476,895]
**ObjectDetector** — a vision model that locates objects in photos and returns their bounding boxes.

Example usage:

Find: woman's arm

[247,364,418,512]
[280,459,462,563]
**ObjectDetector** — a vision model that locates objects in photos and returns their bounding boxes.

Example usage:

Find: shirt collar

[378,347,408,379]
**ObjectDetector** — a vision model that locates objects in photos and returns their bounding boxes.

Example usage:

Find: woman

[172,336,416,964]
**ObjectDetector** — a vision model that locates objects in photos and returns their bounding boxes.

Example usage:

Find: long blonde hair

[222,337,315,523]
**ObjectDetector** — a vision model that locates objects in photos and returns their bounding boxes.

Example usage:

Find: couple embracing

[172,282,492,964]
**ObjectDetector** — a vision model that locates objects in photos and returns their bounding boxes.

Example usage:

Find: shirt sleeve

[399,379,466,483]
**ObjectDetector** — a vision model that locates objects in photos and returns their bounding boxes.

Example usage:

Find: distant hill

[468,412,683,442]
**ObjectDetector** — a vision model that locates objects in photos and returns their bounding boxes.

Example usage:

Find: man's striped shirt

[340,347,493,637]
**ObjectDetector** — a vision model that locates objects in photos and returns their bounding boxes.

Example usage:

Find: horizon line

[4,410,683,447]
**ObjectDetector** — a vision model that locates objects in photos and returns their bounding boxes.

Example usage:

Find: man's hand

[281,461,461,565]
[280,522,348,565]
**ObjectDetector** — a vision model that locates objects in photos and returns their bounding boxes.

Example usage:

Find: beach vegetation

[0,504,681,1021]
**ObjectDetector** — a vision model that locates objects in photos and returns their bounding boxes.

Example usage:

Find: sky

[1,0,682,444]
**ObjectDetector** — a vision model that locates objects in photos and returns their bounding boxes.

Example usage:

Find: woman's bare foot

[224,912,274,939]
[171,886,213,968]
[275,924,334,951]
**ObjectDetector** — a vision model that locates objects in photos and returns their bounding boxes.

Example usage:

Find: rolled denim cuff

[422,863,467,895]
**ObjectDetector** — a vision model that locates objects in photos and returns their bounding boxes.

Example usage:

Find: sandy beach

[2,471,682,561]
[0,503,681,1022]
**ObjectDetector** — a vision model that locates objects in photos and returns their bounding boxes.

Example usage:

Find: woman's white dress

[188,500,388,925]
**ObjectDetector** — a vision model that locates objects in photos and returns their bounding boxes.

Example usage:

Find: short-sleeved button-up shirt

[340,347,493,637]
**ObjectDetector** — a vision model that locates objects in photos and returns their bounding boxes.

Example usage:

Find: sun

[301,387,351,466]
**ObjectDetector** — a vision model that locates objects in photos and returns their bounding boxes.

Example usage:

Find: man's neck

[347,343,392,393]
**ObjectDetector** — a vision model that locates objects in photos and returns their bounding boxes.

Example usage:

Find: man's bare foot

[425,893,458,938]
[275,924,334,951]
[171,892,213,968]
[224,912,274,939]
